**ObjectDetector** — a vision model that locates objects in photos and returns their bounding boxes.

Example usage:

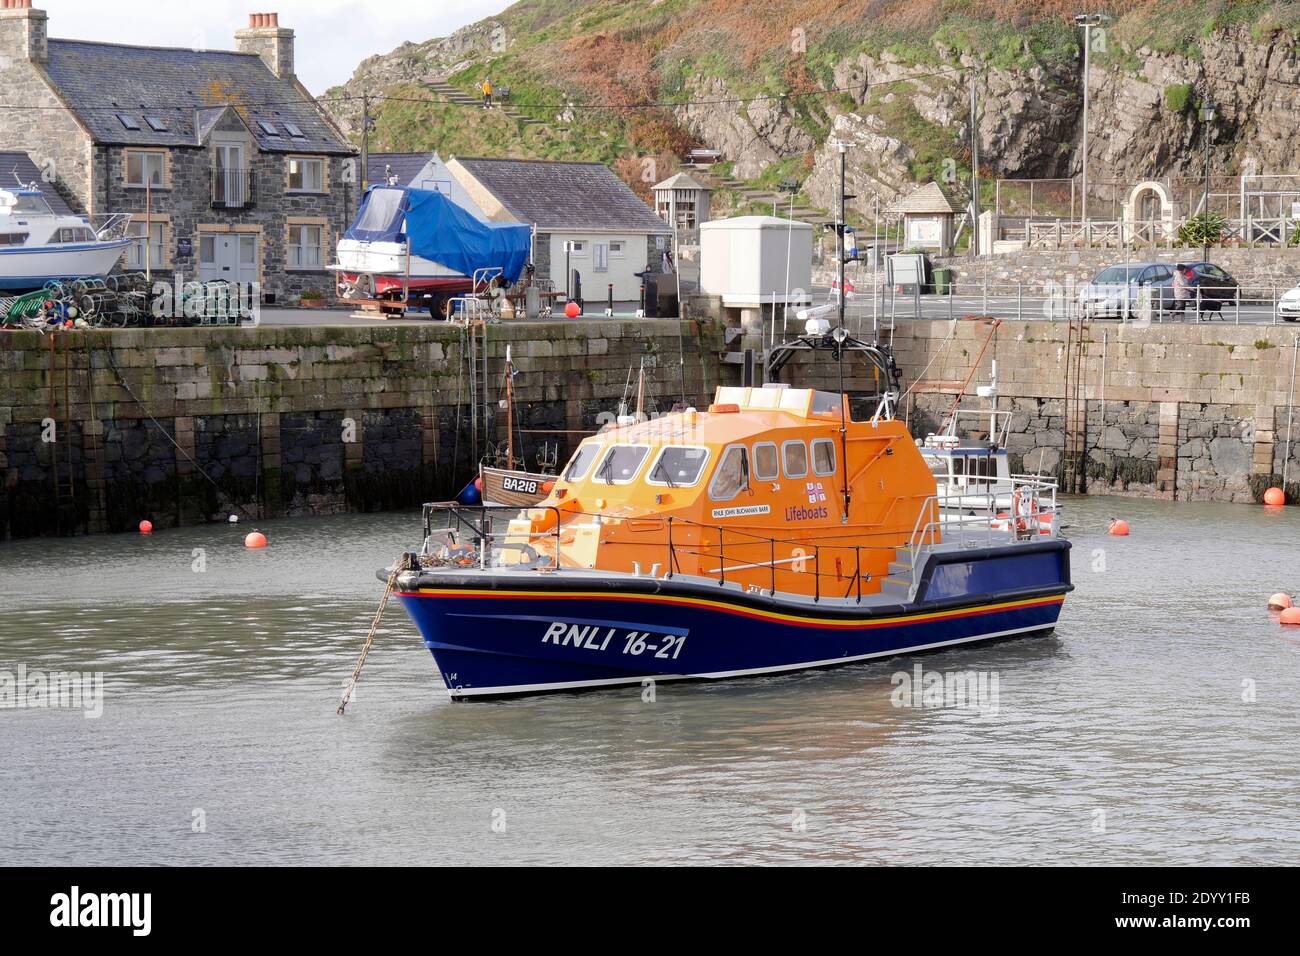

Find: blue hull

[395,541,1072,699]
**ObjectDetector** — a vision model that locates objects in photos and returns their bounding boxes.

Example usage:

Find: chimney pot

[268,13,278,27]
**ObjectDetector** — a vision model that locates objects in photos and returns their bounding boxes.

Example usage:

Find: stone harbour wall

[0,319,725,539]
[887,319,1300,503]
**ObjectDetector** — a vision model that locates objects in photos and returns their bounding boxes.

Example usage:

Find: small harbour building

[446,157,674,308]
[0,5,358,304]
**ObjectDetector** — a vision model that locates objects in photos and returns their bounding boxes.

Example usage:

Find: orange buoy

[474,477,483,491]
[244,530,268,549]
[1280,607,1300,626]
[1263,487,1285,506]
[1108,518,1130,536]
[564,301,580,319]
[138,519,153,535]
[1268,592,1293,611]
[541,479,555,494]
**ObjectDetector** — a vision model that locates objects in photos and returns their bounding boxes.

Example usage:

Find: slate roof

[890,181,960,215]
[452,158,672,233]
[367,152,433,187]
[41,39,353,155]
[652,171,710,192]
[0,151,74,215]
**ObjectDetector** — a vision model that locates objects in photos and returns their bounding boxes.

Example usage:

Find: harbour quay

[5,313,1300,539]
[0,319,721,538]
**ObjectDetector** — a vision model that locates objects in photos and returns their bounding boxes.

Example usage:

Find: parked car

[1077,262,1170,318]
[1280,280,1300,321]
[1177,262,1240,314]
[1078,261,1239,318]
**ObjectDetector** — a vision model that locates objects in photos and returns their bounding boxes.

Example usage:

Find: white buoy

[228,514,239,523]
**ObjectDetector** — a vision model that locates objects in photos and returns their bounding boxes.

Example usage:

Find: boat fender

[1267,592,1292,611]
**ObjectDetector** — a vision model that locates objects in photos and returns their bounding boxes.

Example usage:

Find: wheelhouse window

[288,157,325,192]
[125,150,165,188]
[926,456,950,479]
[54,226,95,244]
[594,445,649,484]
[811,438,836,476]
[752,442,779,481]
[782,440,808,478]
[811,391,842,416]
[563,444,600,481]
[647,446,708,487]
[0,232,30,246]
[708,445,750,501]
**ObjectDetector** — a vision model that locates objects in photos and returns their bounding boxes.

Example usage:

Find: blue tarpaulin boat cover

[343,185,531,282]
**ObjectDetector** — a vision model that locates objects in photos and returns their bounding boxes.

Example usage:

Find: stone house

[0,4,358,302]
[446,157,674,304]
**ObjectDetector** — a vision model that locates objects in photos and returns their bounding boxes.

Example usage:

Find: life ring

[1013,487,1040,532]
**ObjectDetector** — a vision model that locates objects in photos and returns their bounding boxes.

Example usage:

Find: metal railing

[211,168,254,209]
[420,502,563,570]
[838,280,1300,331]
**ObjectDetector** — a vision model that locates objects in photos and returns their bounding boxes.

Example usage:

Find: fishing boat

[0,187,131,290]
[385,332,1071,700]
[474,345,558,507]
[917,354,1016,515]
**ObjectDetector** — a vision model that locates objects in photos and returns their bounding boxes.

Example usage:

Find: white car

[1279,282,1300,321]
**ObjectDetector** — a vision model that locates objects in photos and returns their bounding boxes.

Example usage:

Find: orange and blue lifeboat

[388,384,1072,699]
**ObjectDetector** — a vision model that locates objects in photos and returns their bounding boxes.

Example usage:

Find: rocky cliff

[323,1,1300,221]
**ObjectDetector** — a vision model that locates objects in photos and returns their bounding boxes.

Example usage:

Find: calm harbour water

[1,496,1298,866]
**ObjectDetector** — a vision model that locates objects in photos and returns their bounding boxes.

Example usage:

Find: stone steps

[425,80,555,129]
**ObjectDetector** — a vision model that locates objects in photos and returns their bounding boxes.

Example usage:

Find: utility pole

[360,93,370,192]
[838,141,847,330]
[969,72,979,257]
[1199,95,1218,261]
[1074,14,1108,222]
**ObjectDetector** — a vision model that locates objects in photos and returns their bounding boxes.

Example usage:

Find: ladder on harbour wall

[1061,316,1091,494]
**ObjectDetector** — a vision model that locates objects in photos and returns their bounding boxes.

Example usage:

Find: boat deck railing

[418,481,1059,605]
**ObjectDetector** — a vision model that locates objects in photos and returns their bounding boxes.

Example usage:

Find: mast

[635,357,646,421]
[505,344,514,469]
[836,142,850,522]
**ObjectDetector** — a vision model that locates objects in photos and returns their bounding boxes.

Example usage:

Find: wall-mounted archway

[1121,180,1179,242]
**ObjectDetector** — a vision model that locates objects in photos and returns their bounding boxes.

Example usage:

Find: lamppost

[1074,13,1108,222]
[1199,96,1217,261]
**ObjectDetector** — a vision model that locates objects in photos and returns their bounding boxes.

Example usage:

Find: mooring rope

[337,552,412,715]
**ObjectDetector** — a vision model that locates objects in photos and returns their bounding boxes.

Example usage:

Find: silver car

[1077,262,1174,319]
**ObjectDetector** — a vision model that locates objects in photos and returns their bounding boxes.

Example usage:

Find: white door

[199,233,258,284]
[214,144,244,207]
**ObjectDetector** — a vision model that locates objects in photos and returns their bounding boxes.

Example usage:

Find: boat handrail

[418,475,1060,602]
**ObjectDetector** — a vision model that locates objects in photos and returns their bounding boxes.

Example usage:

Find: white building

[447,157,673,303]
[699,215,813,309]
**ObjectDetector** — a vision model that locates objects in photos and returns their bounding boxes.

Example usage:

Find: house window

[288,223,323,269]
[609,240,625,257]
[125,220,165,269]
[125,151,165,188]
[565,240,586,256]
[288,157,324,192]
